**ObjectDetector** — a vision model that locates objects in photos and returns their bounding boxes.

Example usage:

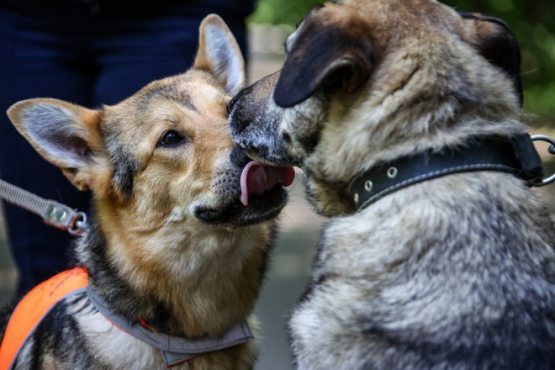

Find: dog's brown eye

[158,130,186,148]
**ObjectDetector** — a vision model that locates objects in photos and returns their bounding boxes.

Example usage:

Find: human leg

[92,1,250,104]
[0,5,93,295]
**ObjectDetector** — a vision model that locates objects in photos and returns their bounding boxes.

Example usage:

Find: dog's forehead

[105,73,226,134]
[136,73,226,116]
[302,0,461,34]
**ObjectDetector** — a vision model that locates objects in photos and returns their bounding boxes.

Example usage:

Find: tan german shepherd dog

[229,0,555,369]
[0,15,294,370]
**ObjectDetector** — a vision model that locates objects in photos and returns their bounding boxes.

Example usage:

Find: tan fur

[5,14,278,370]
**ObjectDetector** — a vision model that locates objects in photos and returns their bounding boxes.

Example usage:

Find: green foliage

[249,0,324,25]
[443,0,555,124]
[249,0,555,124]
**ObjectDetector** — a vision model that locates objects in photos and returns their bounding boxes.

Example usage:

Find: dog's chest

[76,310,169,369]
[74,308,253,370]
[313,203,411,280]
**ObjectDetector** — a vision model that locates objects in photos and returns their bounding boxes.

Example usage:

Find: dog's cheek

[86,164,114,199]
[306,178,354,217]
[280,97,326,162]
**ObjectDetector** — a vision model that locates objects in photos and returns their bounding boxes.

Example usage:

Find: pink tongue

[240,162,295,206]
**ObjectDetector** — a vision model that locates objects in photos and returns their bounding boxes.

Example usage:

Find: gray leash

[0,179,88,236]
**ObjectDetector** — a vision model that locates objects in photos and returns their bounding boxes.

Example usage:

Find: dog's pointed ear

[194,14,246,96]
[460,12,523,106]
[7,98,104,191]
[274,7,373,108]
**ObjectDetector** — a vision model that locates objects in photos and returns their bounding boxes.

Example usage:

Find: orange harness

[0,267,88,370]
[0,267,253,369]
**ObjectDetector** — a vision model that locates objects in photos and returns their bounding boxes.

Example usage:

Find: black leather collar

[348,134,544,212]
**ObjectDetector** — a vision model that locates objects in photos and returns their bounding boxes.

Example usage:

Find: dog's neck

[77,212,271,339]
[346,134,544,211]
[304,110,527,217]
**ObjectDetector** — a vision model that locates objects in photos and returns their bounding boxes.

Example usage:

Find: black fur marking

[112,150,137,198]
[39,298,100,368]
[298,130,322,155]
[103,131,138,198]
[141,84,198,113]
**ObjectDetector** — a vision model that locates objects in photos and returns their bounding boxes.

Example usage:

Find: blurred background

[1,0,554,369]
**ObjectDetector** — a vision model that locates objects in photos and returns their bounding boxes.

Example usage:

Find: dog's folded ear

[274,7,374,108]
[194,14,246,96]
[460,12,523,106]
[7,99,104,191]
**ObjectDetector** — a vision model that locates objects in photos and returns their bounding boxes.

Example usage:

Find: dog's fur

[0,15,288,370]
[229,1,555,369]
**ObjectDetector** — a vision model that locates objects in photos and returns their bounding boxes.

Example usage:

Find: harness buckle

[44,202,88,236]
[530,135,555,187]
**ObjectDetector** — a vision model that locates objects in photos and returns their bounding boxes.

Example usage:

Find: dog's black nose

[230,146,251,167]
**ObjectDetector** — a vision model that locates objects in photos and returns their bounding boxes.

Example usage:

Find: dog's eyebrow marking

[142,85,198,113]
[175,95,198,113]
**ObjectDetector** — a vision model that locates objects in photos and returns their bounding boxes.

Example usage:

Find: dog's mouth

[239,161,295,206]
[194,162,295,226]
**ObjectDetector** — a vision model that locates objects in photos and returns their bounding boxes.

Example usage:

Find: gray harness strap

[87,287,253,366]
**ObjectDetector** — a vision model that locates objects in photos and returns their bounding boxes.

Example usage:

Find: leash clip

[530,134,555,187]
[44,202,88,236]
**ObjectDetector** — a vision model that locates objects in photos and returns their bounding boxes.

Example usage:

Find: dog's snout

[233,115,251,135]
[230,146,251,167]
[229,103,253,135]
[243,144,268,159]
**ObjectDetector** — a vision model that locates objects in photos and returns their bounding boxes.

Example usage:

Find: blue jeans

[0,0,253,296]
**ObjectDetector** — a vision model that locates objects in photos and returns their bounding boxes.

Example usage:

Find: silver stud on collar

[387,167,398,179]
[353,192,359,203]
[364,180,373,192]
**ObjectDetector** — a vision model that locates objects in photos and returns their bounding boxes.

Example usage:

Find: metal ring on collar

[530,135,555,186]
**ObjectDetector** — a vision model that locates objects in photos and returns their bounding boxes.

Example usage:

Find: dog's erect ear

[194,14,246,96]
[460,12,523,106]
[7,98,104,191]
[274,7,373,108]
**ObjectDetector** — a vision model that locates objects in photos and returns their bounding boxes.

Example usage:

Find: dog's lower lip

[195,208,226,223]
[194,185,288,226]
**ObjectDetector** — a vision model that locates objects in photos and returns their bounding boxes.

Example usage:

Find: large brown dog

[229,0,555,369]
[0,15,293,370]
